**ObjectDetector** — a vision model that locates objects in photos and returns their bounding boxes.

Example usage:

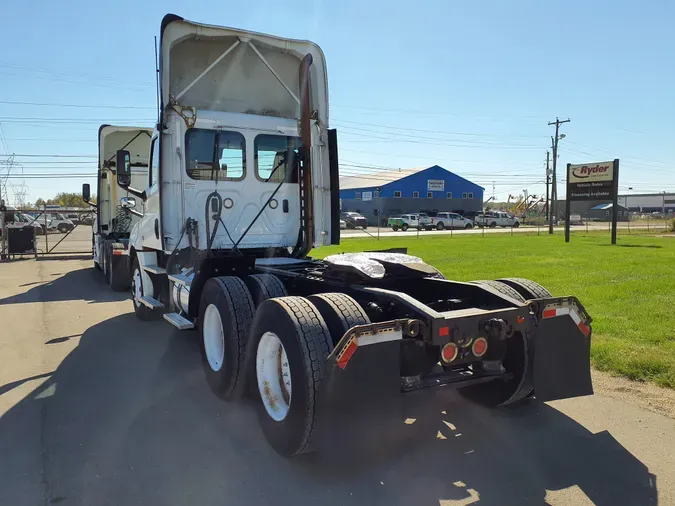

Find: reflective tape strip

[337,329,403,370]
[337,338,358,370]
[542,305,590,337]
[356,329,403,346]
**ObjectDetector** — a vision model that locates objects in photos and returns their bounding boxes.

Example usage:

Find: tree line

[27,192,96,209]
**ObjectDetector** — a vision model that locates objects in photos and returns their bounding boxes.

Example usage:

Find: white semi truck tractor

[83,125,152,290]
[92,14,595,457]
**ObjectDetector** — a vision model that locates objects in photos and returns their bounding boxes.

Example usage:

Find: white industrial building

[617,193,675,214]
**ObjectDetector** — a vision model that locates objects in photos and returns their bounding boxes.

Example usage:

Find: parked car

[475,212,520,228]
[339,219,347,230]
[45,212,75,233]
[388,213,434,231]
[340,211,368,229]
[433,212,473,230]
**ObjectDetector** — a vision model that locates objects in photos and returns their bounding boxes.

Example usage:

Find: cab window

[186,129,246,181]
[254,134,300,183]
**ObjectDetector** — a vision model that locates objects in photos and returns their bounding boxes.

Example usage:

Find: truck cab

[83,125,152,289]
[95,15,594,459]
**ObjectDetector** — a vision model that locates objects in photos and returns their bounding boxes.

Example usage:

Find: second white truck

[83,125,152,290]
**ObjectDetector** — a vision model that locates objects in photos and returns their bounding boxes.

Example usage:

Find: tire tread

[497,277,552,299]
[471,280,526,302]
[274,296,331,455]
[213,276,256,395]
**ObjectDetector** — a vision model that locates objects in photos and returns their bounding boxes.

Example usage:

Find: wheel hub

[132,268,142,307]
[257,332,291,421]
[203,304,225,372]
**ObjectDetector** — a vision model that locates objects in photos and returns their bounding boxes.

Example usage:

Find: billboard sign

[427,179,445,192]
[565,159,619,244]
[567,161,615,200]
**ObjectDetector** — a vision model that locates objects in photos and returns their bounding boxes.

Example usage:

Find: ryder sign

[567,161,614,200]
[565,158,619,244]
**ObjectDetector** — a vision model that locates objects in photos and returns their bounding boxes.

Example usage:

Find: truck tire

[250,296,332,457]
[402,223,409,231]
[57,223,69,233]
[307,293,370,346]
[244,273,287,307]
[490,221,497,228]
[131,256,160,321]
[513,222,520,228]
[465,223,473,229]
[199,277,255,400]
[108,253,129,292]
[392,225,399,231]
[436,222,445,230]
[497,277,552,299]
[471,280,526,302]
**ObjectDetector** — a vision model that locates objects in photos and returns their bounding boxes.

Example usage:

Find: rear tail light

[441,342,458,363]
[472,337,488,358]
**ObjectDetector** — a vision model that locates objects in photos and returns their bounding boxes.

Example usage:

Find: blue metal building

[340,165,484,225]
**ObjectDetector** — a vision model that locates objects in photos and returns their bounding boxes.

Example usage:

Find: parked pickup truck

[388,213,433,231]
[341,211,368,229]
[475,212,520,228]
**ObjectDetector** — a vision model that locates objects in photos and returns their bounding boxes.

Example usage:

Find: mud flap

[533,300,594,402]
[313,324,403,452]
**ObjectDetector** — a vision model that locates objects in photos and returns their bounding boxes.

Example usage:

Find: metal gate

[20,207,94,257]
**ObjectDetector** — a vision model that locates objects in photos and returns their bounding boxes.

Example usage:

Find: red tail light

[472,337,488,357]
[441,342,458,363]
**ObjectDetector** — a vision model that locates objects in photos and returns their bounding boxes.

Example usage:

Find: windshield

[185,129,246,181]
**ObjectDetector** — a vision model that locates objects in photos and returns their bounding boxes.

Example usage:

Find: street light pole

[548,117,570,234]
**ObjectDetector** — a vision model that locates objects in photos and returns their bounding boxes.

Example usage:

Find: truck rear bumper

[319,297,593,409]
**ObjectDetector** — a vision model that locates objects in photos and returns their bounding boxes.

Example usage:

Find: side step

[143,265,166,275]
[163,312,195,330]
[168,272,191,286]
[136,295,164,309]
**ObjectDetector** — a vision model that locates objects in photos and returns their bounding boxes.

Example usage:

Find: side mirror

[116,150,131,187]
[82,183,91,202]
[120,196,136,209]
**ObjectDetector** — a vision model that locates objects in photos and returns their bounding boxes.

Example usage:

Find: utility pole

[548,117,570,234]
[545,151,550,220]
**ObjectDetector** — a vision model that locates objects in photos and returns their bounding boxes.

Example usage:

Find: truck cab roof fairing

[159,14,329,124]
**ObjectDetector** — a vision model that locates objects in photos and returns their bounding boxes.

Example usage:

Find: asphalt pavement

[1,258,673,505]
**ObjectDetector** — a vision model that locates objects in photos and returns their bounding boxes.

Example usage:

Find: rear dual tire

[199,277,256,400]
[198,278,368,457]
[249,296,333,456]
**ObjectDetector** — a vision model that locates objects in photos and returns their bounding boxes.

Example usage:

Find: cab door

[137,136,162,250]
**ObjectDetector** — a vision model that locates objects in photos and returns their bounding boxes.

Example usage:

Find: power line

[0,100,156,110]
[332,118,546,139]
[1,154,97,158]
[0,116,154,123]
[0,63,155,86]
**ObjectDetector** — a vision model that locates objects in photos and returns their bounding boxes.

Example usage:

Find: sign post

[565,159,619,244]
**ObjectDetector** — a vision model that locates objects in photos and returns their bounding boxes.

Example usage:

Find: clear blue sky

[0,0,673,204]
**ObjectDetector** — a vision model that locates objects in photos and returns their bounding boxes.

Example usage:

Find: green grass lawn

[313,232,675,388]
